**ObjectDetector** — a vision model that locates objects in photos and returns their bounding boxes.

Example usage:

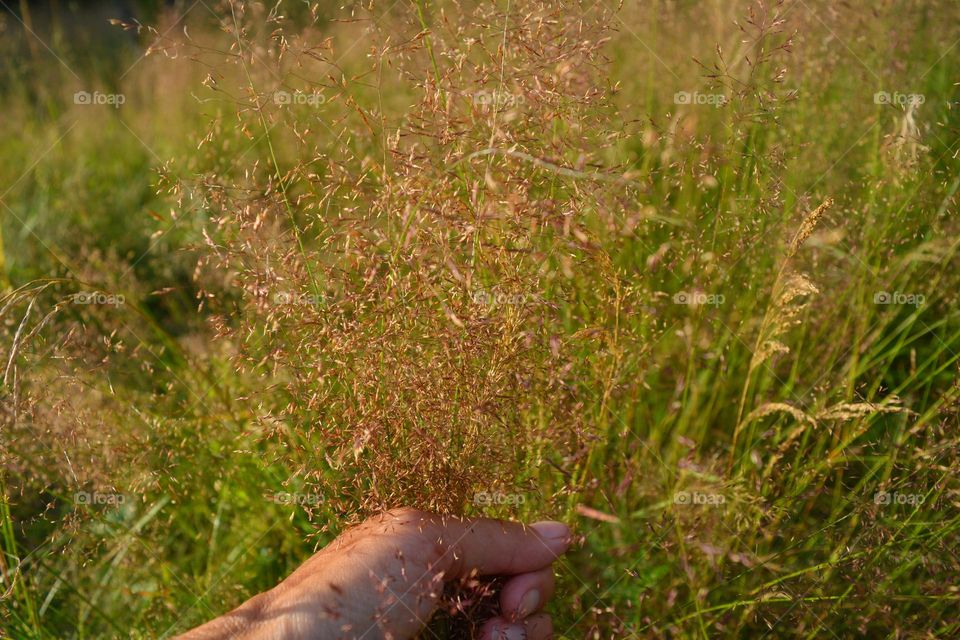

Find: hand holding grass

[179,508,572,640]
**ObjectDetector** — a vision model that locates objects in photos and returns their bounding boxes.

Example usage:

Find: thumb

[436,516,572,579]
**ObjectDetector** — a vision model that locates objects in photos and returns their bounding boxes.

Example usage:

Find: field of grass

[2,0,960,637]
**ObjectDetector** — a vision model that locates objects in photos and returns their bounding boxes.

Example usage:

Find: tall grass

[2,0,960,637]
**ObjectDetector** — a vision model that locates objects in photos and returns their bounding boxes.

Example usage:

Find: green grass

[2,1,960,638]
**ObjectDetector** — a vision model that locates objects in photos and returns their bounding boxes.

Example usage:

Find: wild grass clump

[164,0,633,518]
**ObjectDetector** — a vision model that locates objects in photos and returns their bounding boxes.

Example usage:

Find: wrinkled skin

[178,508,572,640]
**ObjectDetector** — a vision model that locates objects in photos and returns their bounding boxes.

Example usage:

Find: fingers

[499,567,555,621]
[351,508,572,580]
[341,508,568,639]
[479,613,553,640]
[437,516,572,579]
[524,614,554,640]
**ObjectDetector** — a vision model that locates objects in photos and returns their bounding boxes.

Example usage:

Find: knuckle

[358,507,432,539]
[383,506,427,522]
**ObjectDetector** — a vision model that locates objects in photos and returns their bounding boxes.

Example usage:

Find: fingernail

[517,588,540,618]
[496,624,527,640]
[531,520,571,554]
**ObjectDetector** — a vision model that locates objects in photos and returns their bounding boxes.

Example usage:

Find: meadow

[2,0,960,637]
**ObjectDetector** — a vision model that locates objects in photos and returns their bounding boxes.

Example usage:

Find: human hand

[178,507,572,639]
